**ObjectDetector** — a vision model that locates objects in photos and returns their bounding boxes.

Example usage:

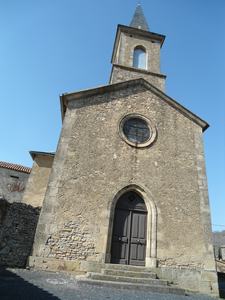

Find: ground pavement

[0,268,222,300]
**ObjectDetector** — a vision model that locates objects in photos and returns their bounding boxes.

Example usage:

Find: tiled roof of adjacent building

[0,161,31,174]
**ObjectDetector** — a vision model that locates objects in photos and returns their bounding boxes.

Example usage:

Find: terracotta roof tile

[0,161,31,174]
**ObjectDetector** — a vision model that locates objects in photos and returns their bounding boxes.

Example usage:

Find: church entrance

[110,191,147,266]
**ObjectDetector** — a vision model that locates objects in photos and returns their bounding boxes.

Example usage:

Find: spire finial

[130,3,149,31]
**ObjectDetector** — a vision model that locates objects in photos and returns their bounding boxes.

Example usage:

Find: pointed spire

[130,4,149,31]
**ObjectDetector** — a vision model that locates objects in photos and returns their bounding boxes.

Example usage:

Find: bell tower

[110,4,166,91]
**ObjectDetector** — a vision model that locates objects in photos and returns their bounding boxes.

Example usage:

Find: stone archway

[105,185,157,268]
[110,191,147,266]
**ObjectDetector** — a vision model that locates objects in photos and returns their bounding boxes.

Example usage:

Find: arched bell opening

[133,45,147,70]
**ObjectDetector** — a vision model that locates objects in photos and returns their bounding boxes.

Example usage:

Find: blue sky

[0,0,224,231]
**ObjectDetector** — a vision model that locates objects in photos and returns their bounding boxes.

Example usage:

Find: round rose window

[123,117,150,144]
[119,114,157,148]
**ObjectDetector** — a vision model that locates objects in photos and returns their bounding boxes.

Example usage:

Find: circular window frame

[119,113,157,148]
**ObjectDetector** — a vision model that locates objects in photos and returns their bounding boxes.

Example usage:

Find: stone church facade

[26,6,218,296]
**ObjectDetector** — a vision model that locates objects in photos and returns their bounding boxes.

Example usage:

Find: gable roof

[0,161,31,174]
[60,78,209,132]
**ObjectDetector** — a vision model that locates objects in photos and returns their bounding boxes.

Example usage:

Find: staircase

[77,263,186,295]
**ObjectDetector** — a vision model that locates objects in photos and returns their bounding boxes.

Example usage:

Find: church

[24,5,218,296]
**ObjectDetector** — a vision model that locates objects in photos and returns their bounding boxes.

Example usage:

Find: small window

[10,175,19,179]
[133,46,147,70]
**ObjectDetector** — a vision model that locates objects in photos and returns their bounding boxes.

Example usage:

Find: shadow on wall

[0,268,60,300]
[0,198,40,268]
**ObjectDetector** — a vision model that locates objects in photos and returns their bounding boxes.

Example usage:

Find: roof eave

[29,151,55,160]
[119,24,165,45]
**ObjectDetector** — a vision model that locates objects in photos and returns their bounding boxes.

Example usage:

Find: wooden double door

[111,191,147,266]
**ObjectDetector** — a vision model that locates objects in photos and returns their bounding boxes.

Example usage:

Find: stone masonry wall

[46,219,95,260]
[116,32,161,74]
[32,84,215,273]
[110,31,166,91]
[0,198,40,267]
[110,64,165,91]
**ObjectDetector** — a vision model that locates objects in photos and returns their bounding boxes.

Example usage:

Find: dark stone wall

[0,198,40,267]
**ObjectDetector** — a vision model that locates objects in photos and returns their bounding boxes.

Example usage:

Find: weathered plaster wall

[22,155,54,207]
[32,85,215,274]
[0,168,29,203]
[0,198,40,267]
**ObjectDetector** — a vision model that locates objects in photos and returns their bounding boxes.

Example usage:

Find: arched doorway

[110,191,147,266]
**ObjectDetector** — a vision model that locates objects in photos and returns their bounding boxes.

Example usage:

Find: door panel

[111,209,130,264]
[129,212,147,265]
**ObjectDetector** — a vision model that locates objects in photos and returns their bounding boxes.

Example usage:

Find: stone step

[104,263,153,273]
[102,268,157,279]
[87,272,168,286]
[78,278,186,296]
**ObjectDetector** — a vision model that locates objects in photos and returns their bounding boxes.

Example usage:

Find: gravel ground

[0,268,221,300]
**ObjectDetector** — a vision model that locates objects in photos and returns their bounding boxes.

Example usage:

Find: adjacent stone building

[0,161,39,268]
[0,161,31,203]
[22,151,54,208]
[213,231,225,260]
[27,5,218,296]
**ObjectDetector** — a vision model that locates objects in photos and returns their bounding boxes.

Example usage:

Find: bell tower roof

[130,4,149,31]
